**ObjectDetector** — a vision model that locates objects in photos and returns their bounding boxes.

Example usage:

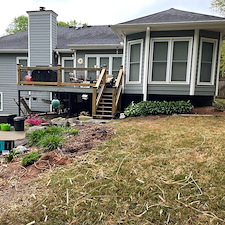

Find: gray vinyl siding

[0,54,26,114]
[147,84,190,95]
[18,85,93,94]
[124,33,145,94]
[29,14,51,66]
[194,30,220,96]
[21,91,51,112]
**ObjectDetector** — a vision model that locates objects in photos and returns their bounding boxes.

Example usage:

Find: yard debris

[13,145,28,154]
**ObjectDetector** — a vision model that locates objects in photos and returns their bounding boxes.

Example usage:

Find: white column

[190,29,199,96]
[215,32,223,96]
[122,35,126,93]
[143,27,151,101]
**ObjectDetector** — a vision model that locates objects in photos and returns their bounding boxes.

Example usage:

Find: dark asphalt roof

[0,31,28,49]
[57,25,121,49]
[0,25,121,50]
[121,8,225,24]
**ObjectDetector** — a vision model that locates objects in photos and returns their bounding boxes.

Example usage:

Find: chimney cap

[39,6,45,11]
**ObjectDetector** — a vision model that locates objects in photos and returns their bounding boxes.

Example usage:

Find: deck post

[92,87,97,116]
[18,90,21,116]
[57,64,62,86]
[112,87,117,115]
[17,64,21,85]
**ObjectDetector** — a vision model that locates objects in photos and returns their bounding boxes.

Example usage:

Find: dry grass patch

[1,115,225,224]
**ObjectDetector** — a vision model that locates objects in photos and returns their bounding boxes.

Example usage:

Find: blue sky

[0,0,219,36]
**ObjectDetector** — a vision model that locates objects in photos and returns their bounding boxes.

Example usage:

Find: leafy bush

[4,150,17,163]
[26,126,67,145]
[26,128,46,144]
[37,134,64,151]
[21,152,42,167]
[69,129,79,135]
[213,100,225,111]
[124,100,193,117]
[45,126,67,135]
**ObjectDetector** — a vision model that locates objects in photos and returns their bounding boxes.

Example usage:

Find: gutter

[0,49,28,53]
[67,44,123,50]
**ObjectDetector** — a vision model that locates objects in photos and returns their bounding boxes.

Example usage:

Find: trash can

[13,116,25,131]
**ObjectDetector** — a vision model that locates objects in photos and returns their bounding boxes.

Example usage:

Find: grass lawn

[1,115,225,224]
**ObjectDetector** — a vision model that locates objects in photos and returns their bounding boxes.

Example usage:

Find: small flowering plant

[25,114,46,126]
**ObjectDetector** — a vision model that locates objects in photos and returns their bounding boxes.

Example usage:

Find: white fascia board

[0,49,28,53]
[67,44,123,50]
[112,21,225,36]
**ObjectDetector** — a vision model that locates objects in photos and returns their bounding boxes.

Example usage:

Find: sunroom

[112,8,225,106]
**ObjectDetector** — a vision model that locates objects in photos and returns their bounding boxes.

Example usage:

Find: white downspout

[190,29,199,96]
[215,32,223,96]
[143,27,150,101]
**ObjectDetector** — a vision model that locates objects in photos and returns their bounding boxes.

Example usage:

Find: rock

[26,126,47,134]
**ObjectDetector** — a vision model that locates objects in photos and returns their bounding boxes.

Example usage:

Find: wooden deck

[17,65,124,117]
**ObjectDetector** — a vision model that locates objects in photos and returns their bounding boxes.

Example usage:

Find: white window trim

[16,57,28,83]
[0,92,3,111]
[197,38,218,86]
[149,37,193,85]
[85,54,123,73]
[126,39,143,84]
[62,57,76,83]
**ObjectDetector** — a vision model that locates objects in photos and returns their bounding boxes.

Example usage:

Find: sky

[0,0,220,36]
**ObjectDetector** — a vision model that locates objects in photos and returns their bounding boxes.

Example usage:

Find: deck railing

[112,66,123,115]
[17,65,103,87]
[92,67,107,115]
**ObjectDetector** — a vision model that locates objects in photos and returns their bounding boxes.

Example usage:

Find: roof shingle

[121,8,225,25]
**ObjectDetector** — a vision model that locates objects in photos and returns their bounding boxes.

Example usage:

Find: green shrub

[213,100,225,111]
[26,128,46,145]
[4,150,17,163]
[124,100,193,117]
[36,134,64,151]
[45,126,67,135]
[21,152,42,167]
[69,129,79,135]
[26,126,67,145]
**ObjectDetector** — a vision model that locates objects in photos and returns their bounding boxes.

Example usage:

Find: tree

[6,16,87,34]
[57,20,87,27]
[211,0,225,15]
[211,0,225,75]
[6,15,28,34]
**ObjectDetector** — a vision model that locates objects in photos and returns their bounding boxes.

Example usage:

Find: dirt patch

[0,121,114,215]
[191,106,225,116]
[61,123,114,156]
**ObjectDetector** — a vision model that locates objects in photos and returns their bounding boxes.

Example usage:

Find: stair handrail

[112,66,123,115]
[92,66,107,115]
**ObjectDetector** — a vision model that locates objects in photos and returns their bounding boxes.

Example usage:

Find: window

[150,38,192,84]
[0,92,3,111]
[127,39,143,83]
[85,54,122,79]
[62,57,75,82]
[17,57,28,81]
[197,38,218,85]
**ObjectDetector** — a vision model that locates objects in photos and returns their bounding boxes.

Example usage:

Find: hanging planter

[51,98,60,108]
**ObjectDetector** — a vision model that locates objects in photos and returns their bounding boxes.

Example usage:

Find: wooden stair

[93,91,114,119]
